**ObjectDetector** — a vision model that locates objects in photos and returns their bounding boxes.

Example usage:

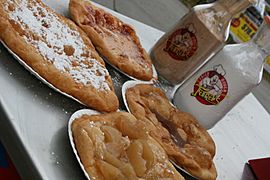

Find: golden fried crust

[0,0,119,112]
[69,0,153,81]
[126,84,217,180]
[72,112,184,180]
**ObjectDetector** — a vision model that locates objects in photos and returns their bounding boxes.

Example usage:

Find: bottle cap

[220,0,257,7]
[220,0,257,16]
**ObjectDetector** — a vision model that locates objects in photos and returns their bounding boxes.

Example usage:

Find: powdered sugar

[4,0,110,91]
[69,59,110,90]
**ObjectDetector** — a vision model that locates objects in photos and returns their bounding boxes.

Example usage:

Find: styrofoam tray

[122,80,154,113]
[68,109,102,180]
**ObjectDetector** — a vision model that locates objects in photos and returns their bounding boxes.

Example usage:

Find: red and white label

[191,65,228,105]
[164,24,198,61]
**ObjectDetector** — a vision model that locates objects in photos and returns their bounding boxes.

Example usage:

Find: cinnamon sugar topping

[4,0,110,91]
[85,5,151,72]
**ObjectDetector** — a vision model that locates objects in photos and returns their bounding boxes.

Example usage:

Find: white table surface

[0,1,269,180]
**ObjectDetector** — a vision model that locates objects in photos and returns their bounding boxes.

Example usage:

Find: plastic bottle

[173,16,270,129]
[151,0,256,85]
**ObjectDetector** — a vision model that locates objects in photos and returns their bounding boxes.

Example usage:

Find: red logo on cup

[191,65,228,105]
[164,24,197,61]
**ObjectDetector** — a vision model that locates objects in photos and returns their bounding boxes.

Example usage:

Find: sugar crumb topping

[4,0,110,91]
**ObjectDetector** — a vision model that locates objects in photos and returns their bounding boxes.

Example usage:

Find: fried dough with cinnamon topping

[126,84,217,180]
[69,0,153,81]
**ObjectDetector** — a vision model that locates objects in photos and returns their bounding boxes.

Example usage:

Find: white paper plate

[102,56,158,82]
[121,80,198,179]
[68,109,101,180]
[122,80,154,113]
[0,40,87,106]
[122,80,176,112]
